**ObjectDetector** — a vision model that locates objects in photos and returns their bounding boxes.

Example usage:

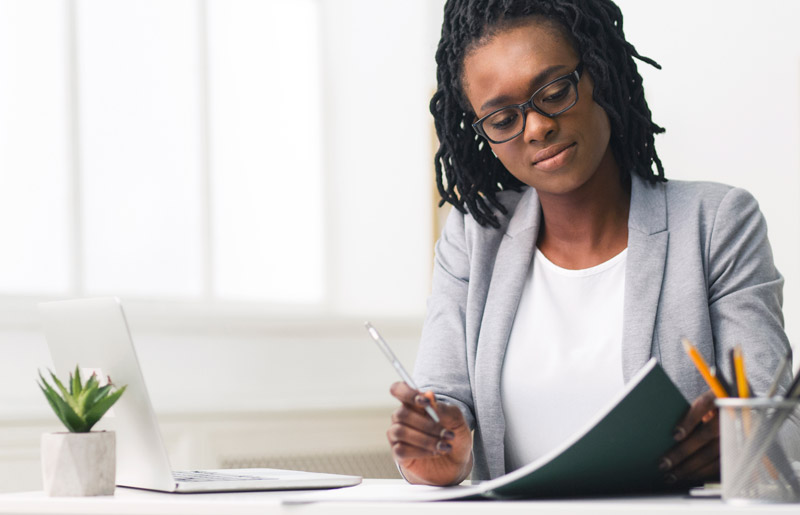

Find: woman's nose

[522,108,557,143]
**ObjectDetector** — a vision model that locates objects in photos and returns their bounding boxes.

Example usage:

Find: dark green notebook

[478,358,689,499]
[285,359,690,504]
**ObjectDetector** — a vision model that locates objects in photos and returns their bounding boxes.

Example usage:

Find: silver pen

[365,322,440,423]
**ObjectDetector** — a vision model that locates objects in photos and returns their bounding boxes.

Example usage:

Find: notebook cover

[479,358,690,499]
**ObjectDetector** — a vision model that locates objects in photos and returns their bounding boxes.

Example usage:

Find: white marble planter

[41,431,116,496]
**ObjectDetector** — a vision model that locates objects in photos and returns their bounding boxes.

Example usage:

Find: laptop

[38,297,362,493]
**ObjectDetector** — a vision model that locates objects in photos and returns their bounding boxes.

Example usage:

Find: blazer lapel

[622,176,669,382]
[473,177,668,476]
[475,187,541,479]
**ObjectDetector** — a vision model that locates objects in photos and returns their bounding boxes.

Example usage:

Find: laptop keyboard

[173,470,277,482]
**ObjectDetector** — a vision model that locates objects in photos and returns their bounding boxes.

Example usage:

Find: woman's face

[462,20,615,197]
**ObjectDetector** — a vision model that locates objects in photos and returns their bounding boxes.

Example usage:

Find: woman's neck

[535,149,630,270]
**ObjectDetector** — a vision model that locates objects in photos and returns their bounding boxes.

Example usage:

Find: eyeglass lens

[481,78,577,142]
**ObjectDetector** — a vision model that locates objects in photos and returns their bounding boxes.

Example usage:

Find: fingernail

[435,440,452,454]
[658,458,672,472]
[415,395,430,407]
[672,427,686,441]
[664,473,678,485]
[440,429,455,440]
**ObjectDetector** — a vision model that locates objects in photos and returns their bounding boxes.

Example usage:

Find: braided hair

[431,0,665,227]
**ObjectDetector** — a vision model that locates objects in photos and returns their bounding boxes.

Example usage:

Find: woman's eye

[541,83,570,103]
[488,111,519,131]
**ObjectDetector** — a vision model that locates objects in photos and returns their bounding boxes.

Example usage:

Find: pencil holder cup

[716,398,800,504]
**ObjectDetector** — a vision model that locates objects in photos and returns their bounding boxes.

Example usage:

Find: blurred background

[0,0,798,491]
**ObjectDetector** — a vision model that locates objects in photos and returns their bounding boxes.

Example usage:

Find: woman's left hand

[659,389,720,484]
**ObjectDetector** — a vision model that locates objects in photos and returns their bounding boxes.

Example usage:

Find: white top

[501,247,627,471]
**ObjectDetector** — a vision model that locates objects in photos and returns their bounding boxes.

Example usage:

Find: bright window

[0,0,324,304]
[0,0,72,295]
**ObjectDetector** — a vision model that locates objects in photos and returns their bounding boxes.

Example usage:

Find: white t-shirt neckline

[534,247,628,277]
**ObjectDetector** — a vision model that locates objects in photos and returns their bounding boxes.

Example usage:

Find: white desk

[0,480,797,515]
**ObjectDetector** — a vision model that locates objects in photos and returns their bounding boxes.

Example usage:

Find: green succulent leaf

[76,374,100,418]
[37,366,126,433]
[38,373,74,430]
[83,385,126,431]
[83,372,99,396]
[38,373,87,432]
[48,370,70,399]
[71,365,82,397]
[48,370,81,415]
[86,383,112,408]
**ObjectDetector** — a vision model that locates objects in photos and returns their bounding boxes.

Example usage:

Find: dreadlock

[431,0,666,228]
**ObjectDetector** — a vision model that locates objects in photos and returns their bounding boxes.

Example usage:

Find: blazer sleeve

[413,207,477,430]
[706,187,791,392]
[706,188,800,456]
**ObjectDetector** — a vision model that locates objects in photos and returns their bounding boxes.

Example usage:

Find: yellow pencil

[732,344,755,436]
[681,338,729,398]
[733,345,750,398]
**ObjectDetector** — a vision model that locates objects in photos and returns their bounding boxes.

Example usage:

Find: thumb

[435,401,468,431]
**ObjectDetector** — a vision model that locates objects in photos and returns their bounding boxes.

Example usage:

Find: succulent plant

[38,366,126,433]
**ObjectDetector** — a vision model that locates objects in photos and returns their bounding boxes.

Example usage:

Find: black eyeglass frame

[471,62,584,144]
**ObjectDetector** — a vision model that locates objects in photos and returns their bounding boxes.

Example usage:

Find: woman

[387,0,793,487]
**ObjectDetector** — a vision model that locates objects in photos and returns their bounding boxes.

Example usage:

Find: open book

[286,358,689,503]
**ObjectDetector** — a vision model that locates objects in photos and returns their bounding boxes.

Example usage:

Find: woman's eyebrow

[479,64,568,113]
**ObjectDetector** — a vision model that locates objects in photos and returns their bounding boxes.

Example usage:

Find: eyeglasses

[472,62,583,144]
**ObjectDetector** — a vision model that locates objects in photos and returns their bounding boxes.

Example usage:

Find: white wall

[319,0,440,317]
[616,0,800,348]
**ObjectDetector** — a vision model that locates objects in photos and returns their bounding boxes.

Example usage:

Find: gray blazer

[413,173,793,481]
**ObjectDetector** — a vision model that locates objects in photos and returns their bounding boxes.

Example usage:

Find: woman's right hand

[387,381,473,485]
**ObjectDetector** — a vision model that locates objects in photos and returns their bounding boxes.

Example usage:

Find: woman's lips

[532,142,576,171]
